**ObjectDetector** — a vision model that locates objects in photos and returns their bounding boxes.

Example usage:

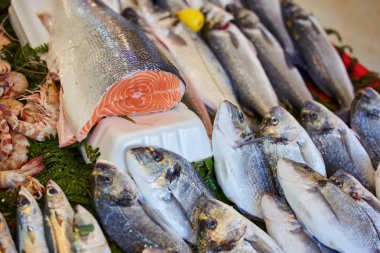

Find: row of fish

[1,181,110,253]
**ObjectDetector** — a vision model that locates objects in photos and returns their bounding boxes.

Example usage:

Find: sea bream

[202,3,279,116]
[350,87,380,168]
[227,4,312,110]
[48,0,185,147]
[126,147,213,244]
[283,1,354,114]
[0,212,17,253]
[301,101,375,192]
[212,101,276,220]
[91,160,191,252]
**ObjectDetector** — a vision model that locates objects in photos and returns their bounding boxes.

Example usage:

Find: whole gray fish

[91,160,192,253]
[283,1,354,113]
[259,106,326,193]
[240,0,299,64]
[49,0,185,146]
[126,147,213,244]
[197,199,284,253]
[17,186,49,253]
[301,101,375,192]
[261,195,326,253]
[277,158,380,253]
[73,205,111,253]
[212,100,276,220]
[44,180,75,253]
[227,4,312,110]
[0,212,17,253]
[202,3,279,116]
[350,88,380,168]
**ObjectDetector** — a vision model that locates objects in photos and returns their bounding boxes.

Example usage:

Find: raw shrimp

[0,32,11,50]
[0,59,11,74]
[0,72,28,98]
[0,132,29,171]
[0,118,12,160]
[0,97,23,116]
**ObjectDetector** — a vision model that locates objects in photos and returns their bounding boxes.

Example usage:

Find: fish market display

[91,160,192,252]
[350,87,380,167]
[43,180,75,253]
[197,198,283,253]
[17,186,49,253]
[278,158,380,253]
[0,212,17,253]
[301,101,375,191]
[73,205,111,253]
[227,4,312,110]
[283,1,354,114]
[212,101,276,220]
[202,3,279,116]
[126,147,213,244]
[377,168,380,199]
[241,0,299,65]
[49,0,185,147]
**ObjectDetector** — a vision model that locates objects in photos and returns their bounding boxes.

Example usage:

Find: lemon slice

[176,8,205,32]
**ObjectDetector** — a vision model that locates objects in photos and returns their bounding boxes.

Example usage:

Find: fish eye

[99,175,112,186]
[310,112,318,120]
[48,187,58,195]
[207,218,218,230]
[18,196,30,207]
[237,112,245,123]
[151,150,163,162]
[270,118,278,125]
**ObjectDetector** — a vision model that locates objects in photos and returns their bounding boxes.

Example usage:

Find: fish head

[201,3,233,30]
[45,180,71,209]
[301,101,337,131]
[213,100,253,144]
[260,106,298,139]
[352,88,380,122]
[282,0,308,26]
[261,194,292,222]
[226,3,260,30]
[91,161,138,207]
[329,170,360,198]
[198,199,246,251]
[17,186,38,218]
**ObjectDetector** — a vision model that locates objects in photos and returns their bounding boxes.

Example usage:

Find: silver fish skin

[350,88,380,168]
[126,147,213,244]
[227,4,312,110]
[261,195,323,253]
[73,205,111,253]
[377,167,380,199]
[0,212,17,253]
[17,186,49,253]
[44,180,75,253]
[240,0,298,64]
[301,101,375,192]
[283,1,354,111]
[277,158,380,253]
[197,199,283,253]
[91,160,192,253]
[212,101,276,220]
[202,3,279,116]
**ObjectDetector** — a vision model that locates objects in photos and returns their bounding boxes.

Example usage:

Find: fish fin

[309,18,321,35]
[167,31,187,46]
[338,128,354,162]
[258,25,273,46]
[228,30,240,49]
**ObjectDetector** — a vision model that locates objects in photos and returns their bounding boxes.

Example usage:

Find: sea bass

[197,199,283,253]
[227,4,312,110]
[73,205,111,253]
[43,180,75,253]
[283,1,354,113]
[350,87,380,168]
[241,0,299,64]
[212,101,276,220]
[17,186,49,253]
[202,3,279,116]
[277,158,380,253]
[301,101,375,192]
[49,0,185,147]
[91,160,191,252]
[126,147,213,244]
[0,212,17,253]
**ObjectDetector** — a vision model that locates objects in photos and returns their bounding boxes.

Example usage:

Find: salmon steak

[48,0,185,147]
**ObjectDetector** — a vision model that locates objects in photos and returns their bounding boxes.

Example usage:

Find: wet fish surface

[0,212,17,253]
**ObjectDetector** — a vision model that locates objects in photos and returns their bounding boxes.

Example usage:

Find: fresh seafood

[197,199,283,253]
[259,106,326,193]
[91,160,192,253]
[0,32,11,50]
[43,180,75,253]
[241,0,299,65]
[227,4,312,110]
[377,167,380,199]
[126,147,213,244]
[202,3,279,116]
[277,158,380,253]
[283,1,354,113]
[350,87,380,167]
[0,72,29,98]
[0,132,29,170]
[0,60,11,74]
[0,97,23,116]
[73,205,111,253]
[17,186,49,253]
[0,118,12,160]
[212,101,276,220]
[0,212,17,253]
[49,0,185,147]
[301,101,375,192]
[261,195,328,253]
